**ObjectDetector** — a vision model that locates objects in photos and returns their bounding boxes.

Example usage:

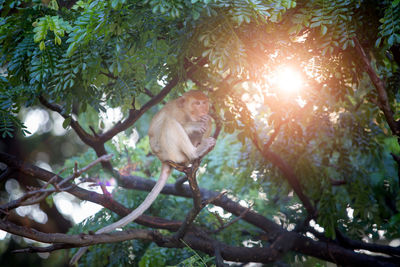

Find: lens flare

[275,67,303,94]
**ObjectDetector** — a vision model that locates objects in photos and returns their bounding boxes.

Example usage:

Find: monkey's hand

[184,120,207,135]
[200,114,211,123]
[199,115,211,134]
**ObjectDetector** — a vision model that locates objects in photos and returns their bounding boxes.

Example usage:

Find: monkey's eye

[194,101,200,105]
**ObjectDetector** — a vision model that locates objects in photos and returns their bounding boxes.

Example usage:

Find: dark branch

[0,167,12,182]
[336,230,400,257]
[263,120,286,151]
[330,179,347,186]
[2,152,399,266]
[0,152,181,231]
[172,140,218,240]
[2,219,285,264]
[100,71,118,80]
[117,174,400,266]
[174,175,188,191]
[98,57,208,143]
[252,138,316,216]
[0,219,155,247]
[0,155,112,212]
[38,96,98,147]
[353,37,400,136]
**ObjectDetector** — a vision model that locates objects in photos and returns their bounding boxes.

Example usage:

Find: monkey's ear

[177,96,185,108]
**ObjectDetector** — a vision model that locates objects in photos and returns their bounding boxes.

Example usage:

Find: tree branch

[0,219,285,264]
[2,152,399,266]
[0,152,181,231]
[211,205,251,234]
[0,219,156,247]
[353,37,400,135]
[173,162,204,240]
[0,154,112,212]
[251,135,316,216]
[38,96,97,147]
[98,57,208,143]
[336,230,400,257]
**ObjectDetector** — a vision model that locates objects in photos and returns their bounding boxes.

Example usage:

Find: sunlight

[0,230,7,240]
[274,66,303,94]
[53,186,113,223]
[100,106,123,131]
[23,109,50,137]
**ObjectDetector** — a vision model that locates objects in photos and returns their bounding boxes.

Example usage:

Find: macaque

[70,90,215,265]
[149,90,214,163]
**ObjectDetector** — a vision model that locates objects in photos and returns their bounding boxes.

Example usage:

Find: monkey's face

[187,97,209,121]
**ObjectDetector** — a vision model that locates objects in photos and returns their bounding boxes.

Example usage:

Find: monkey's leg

[165,120,199,162]
[195,137,216,158]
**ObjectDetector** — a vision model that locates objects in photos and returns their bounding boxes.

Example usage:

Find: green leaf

[111,0,118,9]
[321,25,327,36]
[55,35,61,45]
[134,99,141,110]
[62,117,71,129]
[66,42,77,57]
[48,0,59,10]
[288,25,299,35]
[310,21,321,28]
[39,41,45,50]
[193,10,200,20]
[375,37,382,48]
[388,34,395,46]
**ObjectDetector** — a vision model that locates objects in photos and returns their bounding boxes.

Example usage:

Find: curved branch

[173,162,204,240]
[336,230,400,257]
[98,57,208,143]
[0,152,180,231]
[0,219,155,247]
[353,37,400,135]
[1,219,284,264]
[248,125,315,215]
[4,217,397,266]
[0,154,112,212]
[117,174,400,265]
[262,149,315,215]
[38,96,97,147]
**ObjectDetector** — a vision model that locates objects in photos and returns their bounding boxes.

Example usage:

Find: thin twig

[211,204,252,234]
[263,120,286,151]
[0,167,12,182]
[0,154,113,211]
[202,191,227,206]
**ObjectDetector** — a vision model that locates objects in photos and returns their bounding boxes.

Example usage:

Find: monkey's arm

[184,115,212,135]
[184,121,205,134]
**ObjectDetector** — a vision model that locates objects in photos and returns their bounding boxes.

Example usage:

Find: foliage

[376,0,400,48]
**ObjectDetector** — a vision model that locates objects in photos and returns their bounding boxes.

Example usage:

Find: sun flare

[274,67,303,94]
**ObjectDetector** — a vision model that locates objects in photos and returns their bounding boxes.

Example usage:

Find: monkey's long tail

[69,164,171,266]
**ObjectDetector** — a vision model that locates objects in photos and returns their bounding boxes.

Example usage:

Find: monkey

[70,90,215,265]
[148,90,214,163]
